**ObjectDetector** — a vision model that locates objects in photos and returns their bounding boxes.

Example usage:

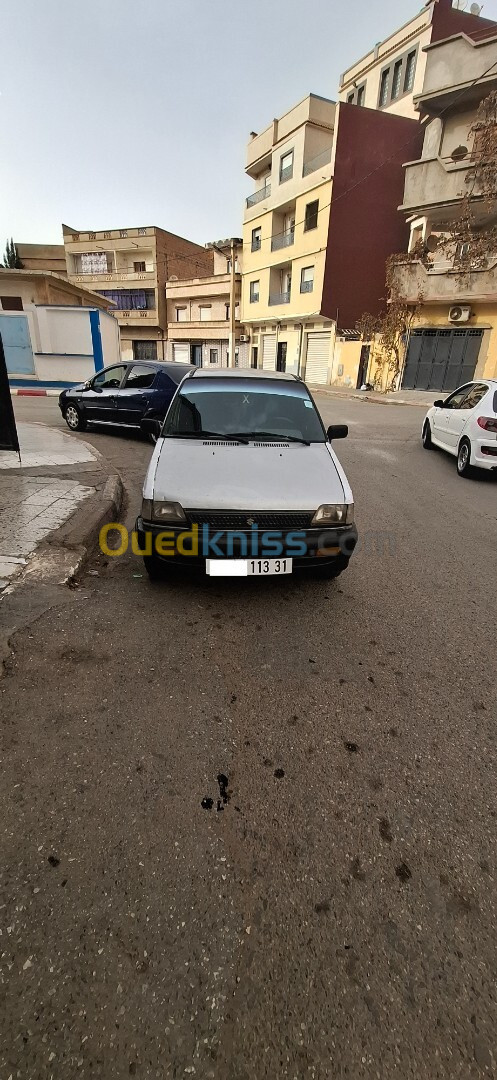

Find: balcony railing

[73,269,155,283]
[246,183,271,208]
[268,291,291,306]
[271,231,294,252]
[302,148,332,177]
[279,165,293,183]
[251,238,262,252]
[300,280,314,293]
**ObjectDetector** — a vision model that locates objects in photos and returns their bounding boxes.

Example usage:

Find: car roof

[188,368,299,381]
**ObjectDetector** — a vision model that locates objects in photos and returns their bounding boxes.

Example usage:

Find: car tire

[422,420,434,449]
[64,404,87,432]
[143,555,167,581]
[457,437,474,478]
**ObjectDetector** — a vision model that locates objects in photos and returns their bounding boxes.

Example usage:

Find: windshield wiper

[165,430,249,444]
[235,430,311,446]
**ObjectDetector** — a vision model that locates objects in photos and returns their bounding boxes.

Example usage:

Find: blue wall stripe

[8,377,77,388]
[89,309,104,372]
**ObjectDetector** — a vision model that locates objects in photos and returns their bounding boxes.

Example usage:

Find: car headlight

[311,503,354,525]
[141,499,186,524]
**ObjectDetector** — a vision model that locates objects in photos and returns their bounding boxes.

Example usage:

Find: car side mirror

[327,424,348,441]
[433,399,445,408]
[141,417,161,439]
[93,384,103,393]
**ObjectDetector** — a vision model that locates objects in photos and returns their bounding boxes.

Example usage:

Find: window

[250,280,260,303]
[444,385,473,409]
[125,363,157,387]
[225,303,230,320]
[163,379,326,443]
[134,261,146,273]
[391,59,403,100]
[98,289,155,310]
[279,150,294,183]
[252,346,258,369]
[176,307,188,321]
[132,342,158,362]
[199,305,211,321]
[300,266,314,293]
[0,296,23,310]
[138,228,146,236]
[251,226,262,252]
[347,92,355,104]
[120,230,128,238]
[462,383,489,410]
[404,51,416,93]
[357,84,365,107]
[79,251,109,274]
[304,200,319,232]
[93,365,126,389]
[209,349,219,365]
[379,68,390,107]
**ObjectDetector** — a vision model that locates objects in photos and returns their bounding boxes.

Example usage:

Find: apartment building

[63,224,212,363]
[339,0,495,119]
[241,94,422,385]
[392,23,497,391]
[166,240,245,368]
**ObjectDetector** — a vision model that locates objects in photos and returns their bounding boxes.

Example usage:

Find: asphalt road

[2,393,497,1079]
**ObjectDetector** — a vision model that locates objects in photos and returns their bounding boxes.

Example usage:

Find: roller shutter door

[305,332,331,385]
[262,334,276,370]
[173,343,190,364]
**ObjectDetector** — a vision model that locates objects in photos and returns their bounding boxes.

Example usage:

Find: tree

[2,238,23,269]
[356,260,422,391]
[442,89,497,277]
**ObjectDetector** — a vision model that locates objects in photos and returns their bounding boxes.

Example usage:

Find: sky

[2,0,495,251]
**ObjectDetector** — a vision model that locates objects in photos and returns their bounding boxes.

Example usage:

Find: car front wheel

[64,404,87,432]
[457,437,474,478]
[422,420,434,449]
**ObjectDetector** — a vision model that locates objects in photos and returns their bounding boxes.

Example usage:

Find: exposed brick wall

[155,230,214,285]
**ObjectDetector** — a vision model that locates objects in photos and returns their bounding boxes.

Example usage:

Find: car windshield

[162,378,325,443]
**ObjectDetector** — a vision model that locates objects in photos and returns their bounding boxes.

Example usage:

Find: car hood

[146,439,348,510]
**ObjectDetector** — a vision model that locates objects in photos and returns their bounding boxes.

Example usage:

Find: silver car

[136,369,357,580]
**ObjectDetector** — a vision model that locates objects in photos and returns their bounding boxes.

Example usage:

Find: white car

[422,379,497,477]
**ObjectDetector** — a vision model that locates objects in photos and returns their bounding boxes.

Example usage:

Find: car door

[445,383,489,450]
[116,364,159,425]
[84,364,128,422]
[432,384,473,449]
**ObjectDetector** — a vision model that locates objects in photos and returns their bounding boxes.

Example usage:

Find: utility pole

[228,237,236,368]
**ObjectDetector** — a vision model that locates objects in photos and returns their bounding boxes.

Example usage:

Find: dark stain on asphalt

[479,858,490,874]
[201,797,214,811]
[288,715,298,726]
[446,891,476,917]
[395,862,412,883]
[344,741,359,753]
[47,855,60,868]
[339,678,346,685]
[274,768,285,779]
[217,773,230,806]
[314,900,330,914]
[389,727,398,737]
[367,675,376,685]
[350,856,366,881]
[364,705,372,713]
[263,757,274,768]
[379,818,393,843]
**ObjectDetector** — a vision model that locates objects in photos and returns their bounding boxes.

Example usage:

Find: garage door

[402,328,483,392]
[305,332,331,385]
[172,343,190,365]
[262,334,276,370]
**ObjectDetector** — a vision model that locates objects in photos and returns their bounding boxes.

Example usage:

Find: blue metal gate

[0,314,34,374]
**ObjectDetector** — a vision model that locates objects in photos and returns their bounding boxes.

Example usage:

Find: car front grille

[185,510,315,531]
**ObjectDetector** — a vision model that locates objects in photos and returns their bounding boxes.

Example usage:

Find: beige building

[339,0,496,119]
[166,240,245,367]
[392,22,497,391]
[63,223,212,363]
[15,243,67,275]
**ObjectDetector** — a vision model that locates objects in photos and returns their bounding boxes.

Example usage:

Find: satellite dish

[426,234,439,252]
[451,144,469,161]
[470,2,482,13]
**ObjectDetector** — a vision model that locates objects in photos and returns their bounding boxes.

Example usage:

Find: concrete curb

[22,472,124,587]
[309,385,428,408]
[10,388,61,397]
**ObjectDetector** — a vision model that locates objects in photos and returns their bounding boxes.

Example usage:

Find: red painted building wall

[430,0,496,44]
[320,104,424,328]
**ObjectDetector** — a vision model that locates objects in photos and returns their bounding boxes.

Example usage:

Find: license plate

[206,558,293,577]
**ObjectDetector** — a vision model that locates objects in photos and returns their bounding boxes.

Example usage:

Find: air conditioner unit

[239,334,250,343]
[449,305,471,323]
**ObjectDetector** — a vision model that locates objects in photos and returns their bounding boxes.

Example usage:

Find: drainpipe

[228,237,236,368]
[296,323,304,377]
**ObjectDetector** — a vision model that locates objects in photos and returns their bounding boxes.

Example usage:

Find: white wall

[43,308,93,355]
[99,310,121,367]
[9,304,122,385]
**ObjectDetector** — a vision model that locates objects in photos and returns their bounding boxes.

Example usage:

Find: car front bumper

[134,517,358,571]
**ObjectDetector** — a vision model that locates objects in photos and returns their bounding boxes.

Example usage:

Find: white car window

[461,384,488,410]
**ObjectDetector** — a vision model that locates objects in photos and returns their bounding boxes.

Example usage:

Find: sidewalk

[309,384,435,407]
[0,423,122,592]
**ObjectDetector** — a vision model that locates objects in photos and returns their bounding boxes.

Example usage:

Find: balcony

[401,157,475,214]
[417,32,497,115]
[302,148,332,177]
[300,280,314,294]
[114,308,158,324]
[73,269,155,285]
[271,231,294,252]
[268,291,291,306]
[391,256,497,303]
[246,183,271,208]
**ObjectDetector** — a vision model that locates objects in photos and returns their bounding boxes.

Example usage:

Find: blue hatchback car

[59,361,193,434]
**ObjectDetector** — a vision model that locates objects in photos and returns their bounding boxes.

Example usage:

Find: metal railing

[300,280,314,293]
[246,183,271,208]
[271,231,294,252]
[302,148,332,177]
[251,237,262,251]
[268,291,291,306]
[279,165,293,183]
